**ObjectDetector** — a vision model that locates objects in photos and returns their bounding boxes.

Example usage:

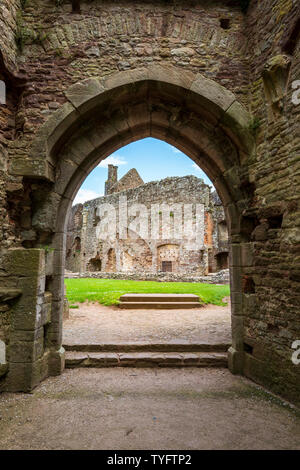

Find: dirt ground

[0,368,299,450]
[63,302,231,346]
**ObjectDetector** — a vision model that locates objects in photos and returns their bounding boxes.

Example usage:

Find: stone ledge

[64,269,230,284]
[0,288,22,302]
[65,351,228,369]
[0,363,8,378]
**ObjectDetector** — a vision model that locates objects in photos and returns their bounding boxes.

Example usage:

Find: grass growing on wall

[64,278,230,306]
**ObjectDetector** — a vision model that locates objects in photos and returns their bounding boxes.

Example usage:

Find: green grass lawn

[64,278,230,306]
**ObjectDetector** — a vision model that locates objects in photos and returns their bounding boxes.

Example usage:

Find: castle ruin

[66,165,229,276]
[0,0,299,405]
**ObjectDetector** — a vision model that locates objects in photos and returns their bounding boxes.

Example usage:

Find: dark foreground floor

[0,368,299,450]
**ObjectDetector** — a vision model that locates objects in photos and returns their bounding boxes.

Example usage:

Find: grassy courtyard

[64,278,230,306]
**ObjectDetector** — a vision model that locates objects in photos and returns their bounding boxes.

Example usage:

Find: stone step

[119,293,200,303]
[119,302,201,309]
[65,351,228,369]
[63,341,231,353]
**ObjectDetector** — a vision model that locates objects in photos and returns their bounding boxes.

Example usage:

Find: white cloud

[192,162,202,172]
[98,154,127,167]
[73,188,103,205]
[171,146,182,154]
[192,163,213,186]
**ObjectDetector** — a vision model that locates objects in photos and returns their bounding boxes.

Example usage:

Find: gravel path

[63,302,231,346]
[0,368,298,450]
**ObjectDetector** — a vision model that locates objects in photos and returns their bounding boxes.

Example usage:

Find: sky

[73,137,213,205]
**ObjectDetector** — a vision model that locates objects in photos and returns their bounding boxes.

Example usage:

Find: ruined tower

[104,164,118,195]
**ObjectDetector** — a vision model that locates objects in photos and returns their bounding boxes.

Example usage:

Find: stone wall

[9,0,249,177]
[65,268,230,284]
[239,0,300,404]
[0,0,26,256]
[0,0,298,404]
[111,168,144,194]
[0,249,54,389]
[66,174,229,276]
[0,0,28,381]
[0,0,20,70]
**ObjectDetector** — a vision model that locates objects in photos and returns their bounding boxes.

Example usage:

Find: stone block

[190,73,236,117]
[230,266,242,292]
[0,363,8,379]
[231,244,241,267]
[41,298,52,325]
[231,315,244,349]
[0,288,22,302]
[9,158,55,182]
[64,78,105,111]
[11,293,44,331]
[241,242,254,267]
[0,339,6,364]
[48,347,65,376]
[3,352,49,392]
[9,334,44,363]
[40,102,79,155]
[220,101,255,156]
[1,249,45,277]
[228,346,244,374]
[32,191,62,232]
[63,298,69,320]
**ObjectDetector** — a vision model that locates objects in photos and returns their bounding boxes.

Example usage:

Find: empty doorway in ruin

[3,66,256,392]
[62,136,232,354]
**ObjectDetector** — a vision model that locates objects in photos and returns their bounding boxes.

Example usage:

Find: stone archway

[6,65,256,391]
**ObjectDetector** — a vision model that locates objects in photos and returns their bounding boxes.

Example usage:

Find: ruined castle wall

[66,175,224,275]
[2,0,249,253]
[242,0,300,402]
[0,0,298,402]
[209,191,229,272]
[0,0,24,253]
[66,203,84,272]
[0,0,20,69]
[111,168,144,194]
[0,0,23,379]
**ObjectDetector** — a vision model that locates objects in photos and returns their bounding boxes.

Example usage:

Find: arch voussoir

[19,66,254,185]
[21,65,256,391]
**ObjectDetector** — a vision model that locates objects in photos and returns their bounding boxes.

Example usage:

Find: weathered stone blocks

[0,0,298,405]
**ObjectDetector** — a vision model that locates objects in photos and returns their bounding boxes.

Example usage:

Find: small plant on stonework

[20,0,28,9]
[33,30,48,45]
[15,13,44,52]
[15,27,35,52]
[248,117,261,134]
[15,11,25,52]
[15,28,25,52]
[170,211,174,217]
[42,245,55,254]
[54,48,63,57]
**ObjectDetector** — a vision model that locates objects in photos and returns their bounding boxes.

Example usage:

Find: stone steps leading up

[118,293,202,309]
[63,341,230,353]
[65,351,228,369]
[120,293,200,302]
[119,302,201,309]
